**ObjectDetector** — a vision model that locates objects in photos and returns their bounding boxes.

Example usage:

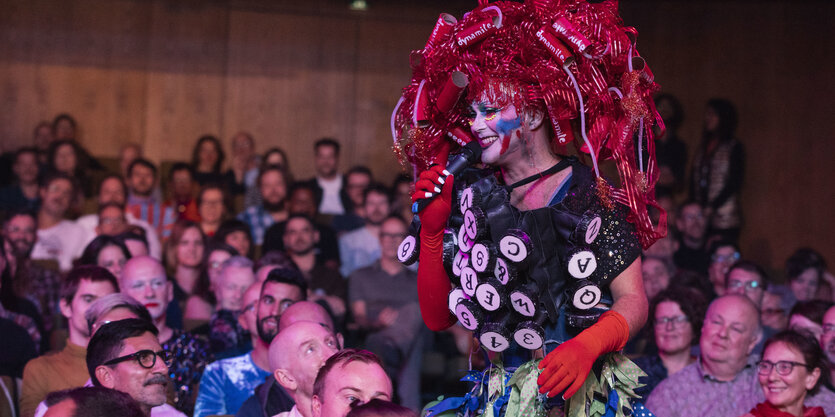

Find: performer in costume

[391,0,666,415]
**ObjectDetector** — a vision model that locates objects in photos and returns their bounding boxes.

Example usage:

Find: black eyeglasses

[756,360,810,376]
[103,349,173,369]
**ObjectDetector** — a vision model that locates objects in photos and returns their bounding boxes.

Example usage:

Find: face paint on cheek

[494,115,522,155]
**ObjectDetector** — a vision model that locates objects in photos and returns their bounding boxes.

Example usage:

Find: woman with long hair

[690,98,745,243]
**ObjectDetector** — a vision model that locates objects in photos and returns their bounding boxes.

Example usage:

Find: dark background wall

[1,0,832,272]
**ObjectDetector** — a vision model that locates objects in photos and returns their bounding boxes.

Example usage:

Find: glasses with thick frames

[756,360,811,376]
[654,315,689,328]
[103,349,172,369]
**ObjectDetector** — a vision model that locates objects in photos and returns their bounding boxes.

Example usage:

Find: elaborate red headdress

[391,0,665,248]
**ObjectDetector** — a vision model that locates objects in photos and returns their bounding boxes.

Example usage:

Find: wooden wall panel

[142,1,229,164]
[0,0,833,271]
[620,1,835,272]
[223,11,358,180]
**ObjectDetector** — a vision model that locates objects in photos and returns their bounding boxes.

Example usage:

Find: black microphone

[412,140,483,214]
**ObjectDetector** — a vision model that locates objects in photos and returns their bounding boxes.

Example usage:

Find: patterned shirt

[193,352,270,417]
[127,197,177,239]
[237,205,276,246]
[645,356,835,417]
[18,262,61,334]
[162,329,212,415]
[0,303,41,353]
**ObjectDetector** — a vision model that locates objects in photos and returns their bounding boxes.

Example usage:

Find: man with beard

[194,268,306,417]
[126,159,177,240]
[238,165,289,246]
[86,319,176,417]
[2,209,62,337]
[22,266,118,417]
[338,184,391,277]
[821,305,835,388]
[76,175,162,259]
[281,215,346,323]
[119,256,211,415]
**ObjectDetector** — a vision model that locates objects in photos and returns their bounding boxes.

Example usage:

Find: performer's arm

[413,164,456,331]
[609,258,648,338]
[537,258,647,399]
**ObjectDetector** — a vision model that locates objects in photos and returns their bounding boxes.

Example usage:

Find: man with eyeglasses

[119,256,210,415]
[86,318,180,417]
[645,295,835,417]
[195,268,307,417]
[707,240,740,298]
[820,306,835,388]
[725,260,768,308]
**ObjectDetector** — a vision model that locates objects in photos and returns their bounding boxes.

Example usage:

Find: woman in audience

[165,220,212,329]
[185,242,238,334]
[47,139,93,200]
[197,183,230,237]
[77,235,132,279]
[744,330,827,417]
[634,286,707,403]
[690,98,745,243]
[262,147,291,177]
[190,135,227,186]
[215,219,254,259]
[786,248,834,303]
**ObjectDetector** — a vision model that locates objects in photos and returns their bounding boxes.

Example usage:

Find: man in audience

[282,214,346,320]
[0,147,41,212]
[228,132,260,199]
[672,200,710,275]
[2,209,62,336]
[76,175,162,259]
[95,203,129,236]
[821,305,835,387]
[119,256,210,414]
[311,349,392,417]
[208,256,256,356]
[238,165,289,246]
[119,143,143,178]
[725,260,768,308]
[645,294,835,416]
[301,139,345,216]
[29,172,85,271]
[237,301,339,417]
[126,159,176,239]
[86,319,183,417]
[338,184,391,277]
[348,215,424,410]
[43,386,146,417]
[268,321,340,417]
[194,269,306,417]
[332,166,372,233]
[21,266,118,417]
[262,184,340,268]
[706,240,740,299]
[760,285,794,332]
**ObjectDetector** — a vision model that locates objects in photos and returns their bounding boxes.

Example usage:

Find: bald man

[119,256,210,414]
[279,301,335,332]
[271,322,340,417]
[236,302,342,417]
[646,295,835,416]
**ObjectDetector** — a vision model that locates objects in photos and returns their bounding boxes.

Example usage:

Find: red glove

[412,149,457,331]
[537,310,630,399]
